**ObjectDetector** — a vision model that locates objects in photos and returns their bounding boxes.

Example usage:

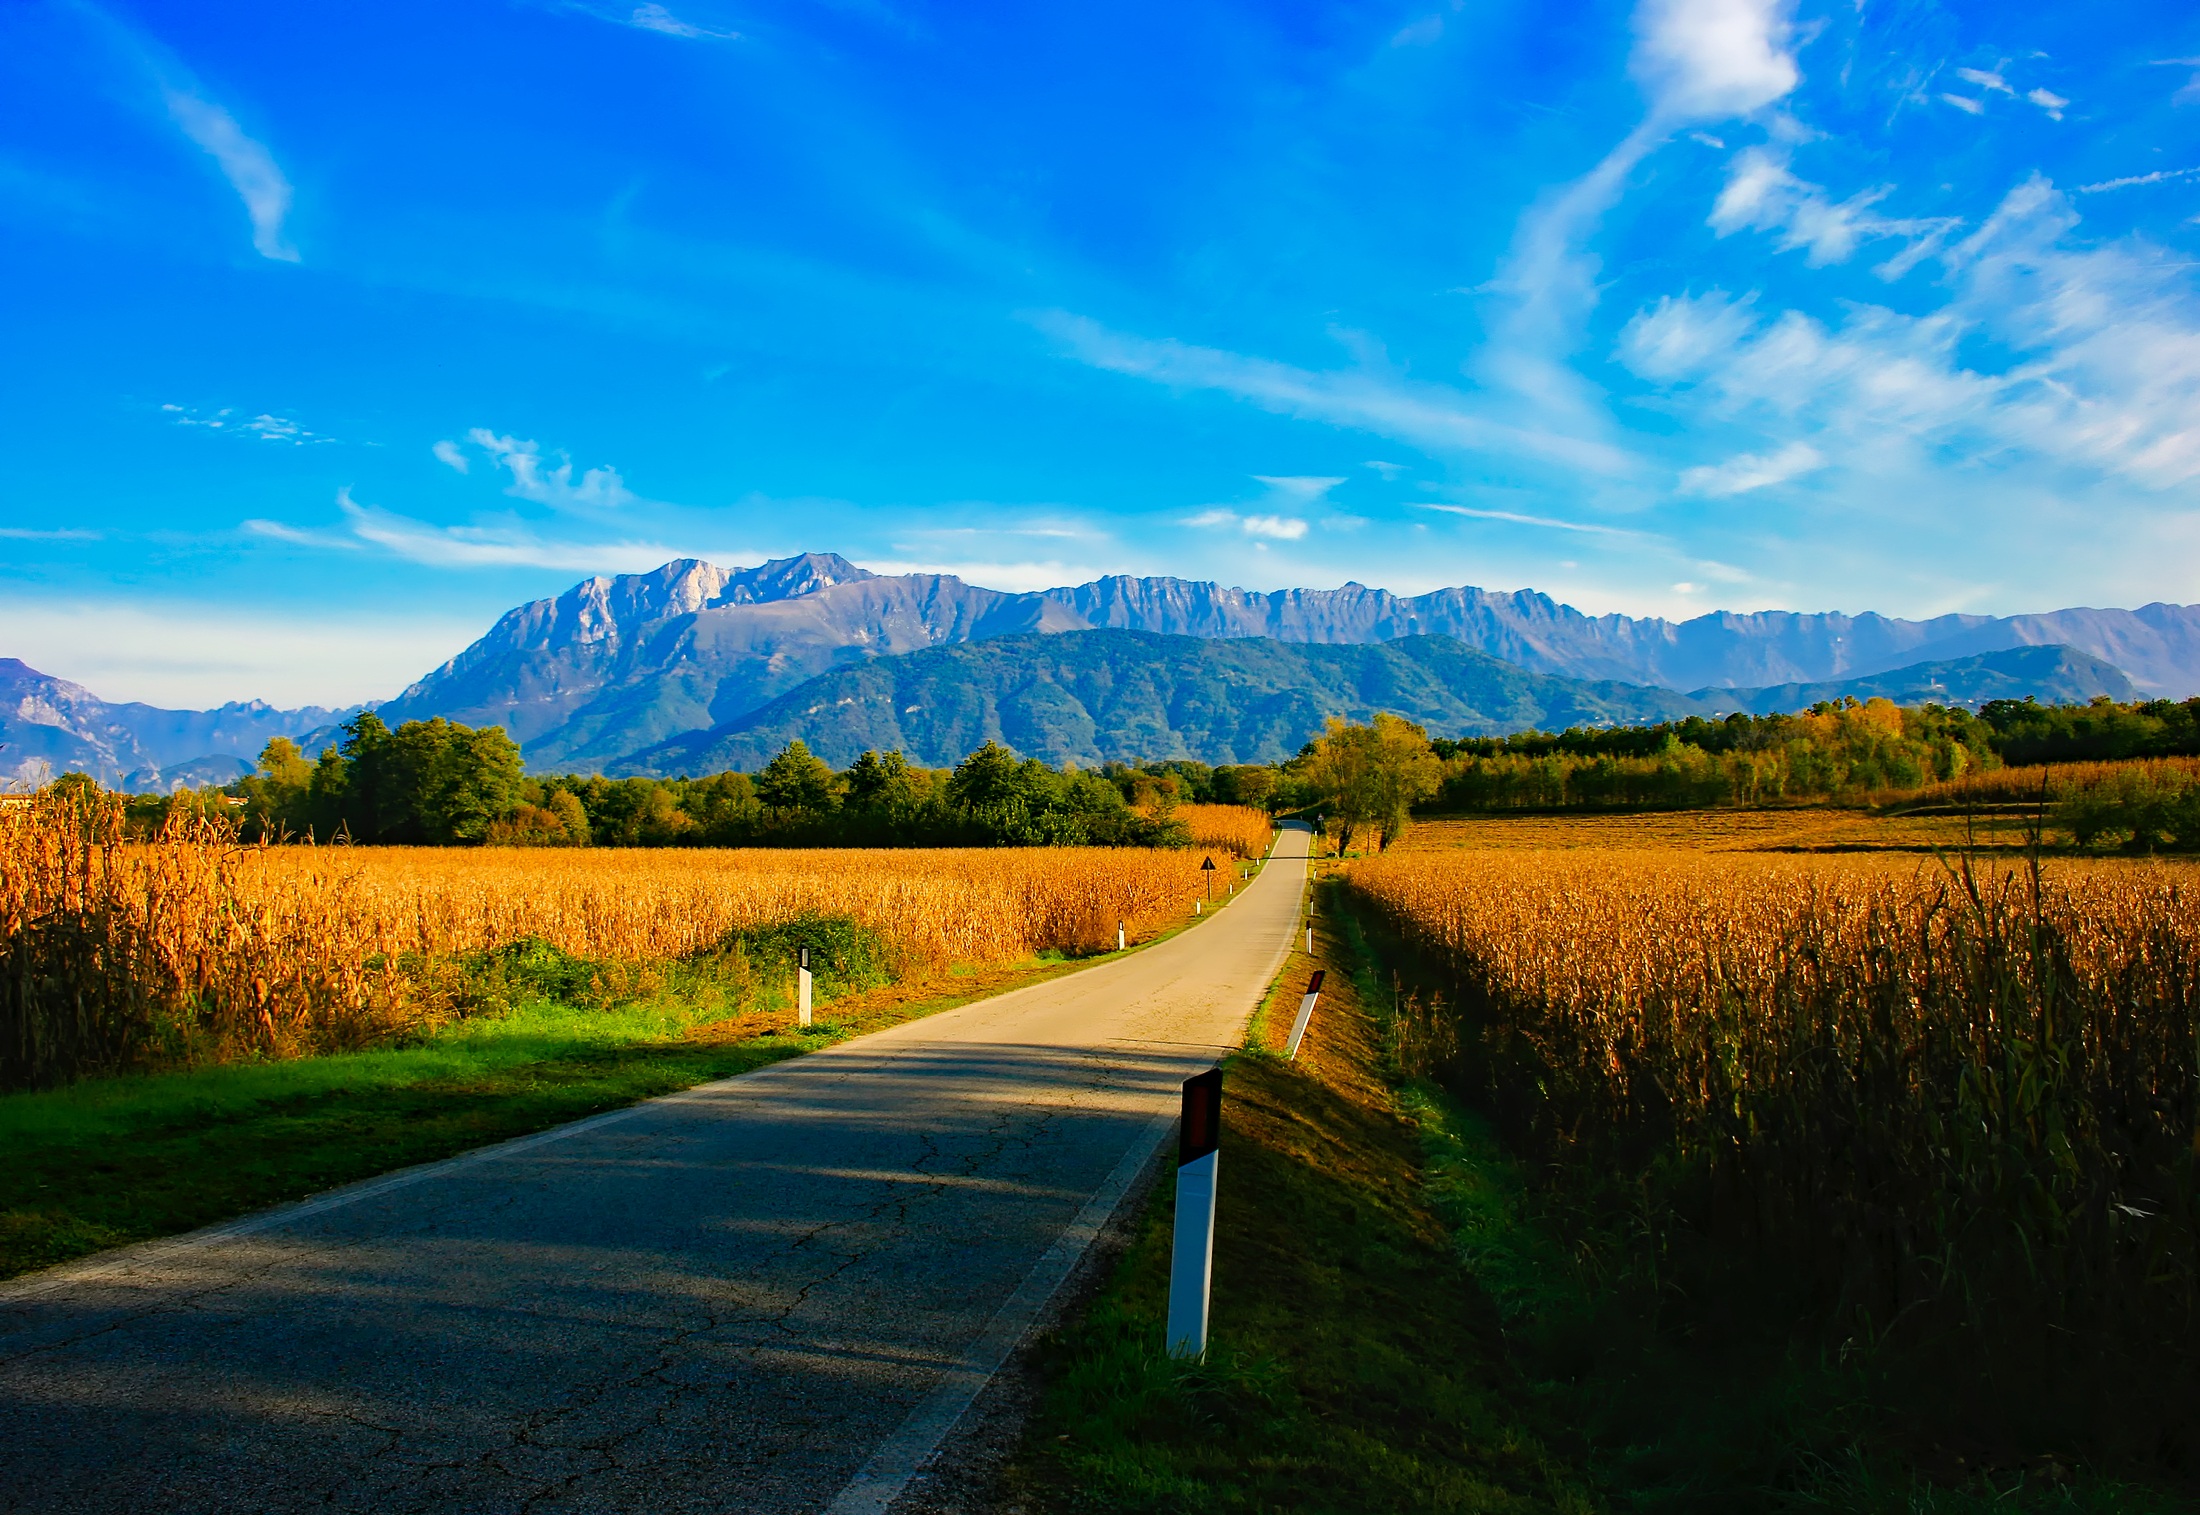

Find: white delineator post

[1285,970,1325,1060]
[1117,920,1126,952]
[797,945,813,1029]
[1166,1068,1224,1360]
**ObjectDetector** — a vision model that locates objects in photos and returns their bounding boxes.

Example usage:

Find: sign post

[1201,854,1217,898]
[1285,970,1325,1060]
[1166,1068,1224,1360]
[797,945,813,1029]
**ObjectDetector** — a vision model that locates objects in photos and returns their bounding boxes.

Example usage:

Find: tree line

[185,713,1295,848]
[1430,698,2001,810]
[98,693,2178,848]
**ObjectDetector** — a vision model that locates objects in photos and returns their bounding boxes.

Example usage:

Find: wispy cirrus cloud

[1678,441,1824,495]
[0,527,100,541]
[1620,175,2200,493]
[440,428,639,511]
[564,3,739,41]
[334,489,677,570]
[1036,312,1640,477]
[1414,503,1655,539]
[243,518,361,551]
[163,88,297,261]
[1710,148,1960,275]
[163,403,334,444]
[2076,166,2200,195]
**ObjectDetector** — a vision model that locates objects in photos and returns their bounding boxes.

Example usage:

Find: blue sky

[4,0,2199,706]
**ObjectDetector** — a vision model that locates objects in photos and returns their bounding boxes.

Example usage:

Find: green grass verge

[0,884,1268,1286]
[0,948,1099,1282]
[1004,912,1597,1513]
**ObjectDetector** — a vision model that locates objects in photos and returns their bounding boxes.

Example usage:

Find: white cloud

[1180,508,1310,541]
[432,439,470,473]
[1956,67,2013,95]
[333,489,688,571]
[1942,93,1986,115]
[463,429,638,511]
[163,89,296,262]
[1630,0,1800,122]
[624,4,739,40]
[1709,147,1959,270]
[0,527,99,541]
[1363,460,1408,480]
[1621,176,2200,494]
[2027,87,2068,120]
[1678,441,1825,495]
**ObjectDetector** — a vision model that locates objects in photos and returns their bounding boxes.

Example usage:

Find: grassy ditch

[1003,898,1596,1513]
[0,929,1086,1282]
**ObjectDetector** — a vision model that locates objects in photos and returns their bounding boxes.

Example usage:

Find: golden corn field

[1346,844,2200,1434]
[0,792,1213,1089]
[1174,803,1274,860]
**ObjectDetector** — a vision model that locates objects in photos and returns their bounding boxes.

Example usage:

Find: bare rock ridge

[374,554,2200,771]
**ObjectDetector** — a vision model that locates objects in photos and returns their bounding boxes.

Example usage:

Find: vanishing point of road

[0,824,1313,1513]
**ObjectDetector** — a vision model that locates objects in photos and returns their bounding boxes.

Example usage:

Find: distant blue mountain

[631,632,2134,773]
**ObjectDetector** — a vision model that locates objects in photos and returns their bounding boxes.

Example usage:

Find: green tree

[1298,714,1443,851]
[756,740,838,815]
[338,712,395,841]
[237,737,315,838]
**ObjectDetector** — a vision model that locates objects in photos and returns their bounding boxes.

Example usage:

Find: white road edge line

[821,1105,1177,1515]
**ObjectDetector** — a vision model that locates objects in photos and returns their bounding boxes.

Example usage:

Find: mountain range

[0,554,2175,787]
[371,554,2186,771]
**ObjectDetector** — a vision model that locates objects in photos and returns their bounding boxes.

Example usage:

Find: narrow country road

[0,825,1311,1514]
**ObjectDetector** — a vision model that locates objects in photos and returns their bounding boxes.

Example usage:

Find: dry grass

[0,792,1213,1088]
[1173,803,1274,860]
[1346,843,2200,1452]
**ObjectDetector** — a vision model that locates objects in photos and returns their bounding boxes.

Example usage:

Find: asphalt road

[0,825,1310,1514]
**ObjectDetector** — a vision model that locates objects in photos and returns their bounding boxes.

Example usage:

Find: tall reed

[1349,846,2200,1452]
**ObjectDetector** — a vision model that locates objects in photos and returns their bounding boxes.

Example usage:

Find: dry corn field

[1174,803,1274,860]
[0,793,1214,1089]
[1348,845,2200,1416]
